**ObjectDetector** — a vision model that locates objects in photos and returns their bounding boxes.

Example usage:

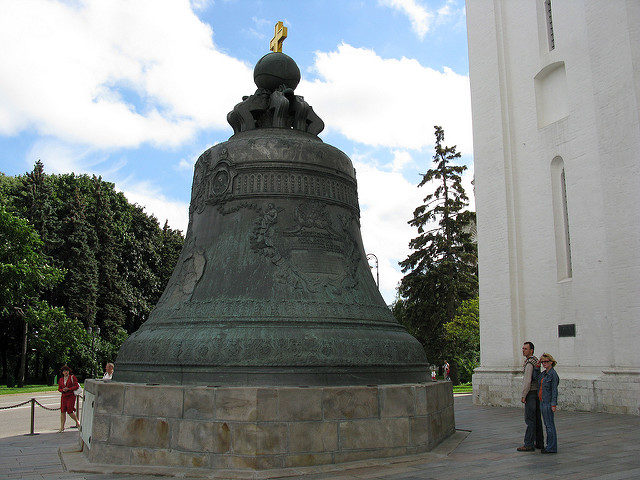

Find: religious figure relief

[249,203,284,266]
[158,233,207,306]
[247,201,360,299]
[227,89,271,133]
[226,49,325,136]
[227,86,325,135]
[190,150,236,214]
[270,88,290,128]
[291,94,324,135]
[190,150,212,214]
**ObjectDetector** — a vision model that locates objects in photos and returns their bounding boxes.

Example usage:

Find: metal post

[90,326,101,378]
[27,398,36,435]
[91,332,95,377]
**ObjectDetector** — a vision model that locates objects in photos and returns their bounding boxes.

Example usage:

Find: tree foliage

[443,297,479,383]
[0,162,184,385]
[394,126,478,383]
[0,205,63,314]
[0,205,66,386]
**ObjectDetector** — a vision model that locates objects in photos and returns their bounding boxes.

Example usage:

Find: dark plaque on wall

[558,323,576,337]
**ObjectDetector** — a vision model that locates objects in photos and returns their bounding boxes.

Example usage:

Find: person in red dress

[57,365,80,432]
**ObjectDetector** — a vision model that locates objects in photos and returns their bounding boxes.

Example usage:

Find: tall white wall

[467,0,640,414]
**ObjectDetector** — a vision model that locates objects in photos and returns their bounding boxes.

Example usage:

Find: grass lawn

[3,382,472,395]
[453,382,472,394]
[1,384,60,395]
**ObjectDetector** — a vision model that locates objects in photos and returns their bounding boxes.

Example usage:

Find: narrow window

[559,168,572,274]
[545,0,555,50]
[551,157,572,280]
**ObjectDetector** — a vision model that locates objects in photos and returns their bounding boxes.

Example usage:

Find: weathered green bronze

[114,53,427,385]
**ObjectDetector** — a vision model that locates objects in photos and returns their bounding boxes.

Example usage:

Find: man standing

[517,341,544,451]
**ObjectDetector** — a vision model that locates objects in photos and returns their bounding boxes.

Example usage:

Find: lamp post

[88,326,100,378]
[366,253,379,288]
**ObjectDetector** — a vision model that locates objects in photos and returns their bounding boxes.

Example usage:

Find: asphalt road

[0,390,83,438]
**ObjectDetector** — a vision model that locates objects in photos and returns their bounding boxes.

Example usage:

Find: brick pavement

[0,394,638,479]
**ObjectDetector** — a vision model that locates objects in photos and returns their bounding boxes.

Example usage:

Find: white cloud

[379,0,432,39]
[26,140,108,176]
[302,44,472,155]
[354,154,434,303]
[177,159,194,172]
[379,0,465,37]
[251,16,271,29]
[26,139,189,232]
[190,0,212,11]
[0,0,253,149]
[119,180,189,232]
[435,0,466,28]
[461,161,475,211]
[389,150,414,172]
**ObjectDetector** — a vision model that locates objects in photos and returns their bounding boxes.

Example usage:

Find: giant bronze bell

[115,52,428,386]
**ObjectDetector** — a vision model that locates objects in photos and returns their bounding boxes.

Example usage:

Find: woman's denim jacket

[540,367,560,406]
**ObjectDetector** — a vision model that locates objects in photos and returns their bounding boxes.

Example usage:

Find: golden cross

[269,21,287,53]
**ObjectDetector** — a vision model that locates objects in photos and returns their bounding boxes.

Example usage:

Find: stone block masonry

[473,370,640,415]
[82,379,454,470]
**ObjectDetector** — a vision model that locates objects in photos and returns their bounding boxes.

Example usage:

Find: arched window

[551,157,572,280]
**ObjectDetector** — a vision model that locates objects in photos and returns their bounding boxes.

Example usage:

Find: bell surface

[115,53,427,386]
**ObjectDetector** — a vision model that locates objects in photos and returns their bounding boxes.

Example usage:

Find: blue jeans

[524,391,544,447]
[541,402,557,452]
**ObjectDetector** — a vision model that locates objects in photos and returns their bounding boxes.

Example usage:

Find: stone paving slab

[1,394,639,479]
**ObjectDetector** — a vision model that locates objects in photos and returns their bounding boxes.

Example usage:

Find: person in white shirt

[102,362,114,380]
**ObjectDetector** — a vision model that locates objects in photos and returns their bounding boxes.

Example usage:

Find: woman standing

[57,365,80,432]
[102,362,114,380]
[538,353,560,453]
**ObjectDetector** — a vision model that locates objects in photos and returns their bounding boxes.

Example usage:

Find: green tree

[443,297,479,383]
[158,220,184,287]
[26,301,91,381]
[91,176,126,338]
[58,187,98,327]
[1,163,184,383]
[17,160,61,257]
[0,206,65,386]
[395,126,478,383]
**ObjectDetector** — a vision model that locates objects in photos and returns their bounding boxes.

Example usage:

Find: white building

[466,0,639,414]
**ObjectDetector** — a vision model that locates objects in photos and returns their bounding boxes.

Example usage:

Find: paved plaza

[0,393,638,479]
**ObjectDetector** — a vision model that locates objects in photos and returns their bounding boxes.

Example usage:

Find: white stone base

[473,367,640,415]
[80,380,455,471]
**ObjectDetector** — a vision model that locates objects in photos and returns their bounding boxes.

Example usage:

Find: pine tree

[17,160,61,258]
[59,185,99,328]
[395,126,478,377]
[91,176,126,338]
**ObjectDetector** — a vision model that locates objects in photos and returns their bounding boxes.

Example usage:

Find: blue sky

[0,0,473,303]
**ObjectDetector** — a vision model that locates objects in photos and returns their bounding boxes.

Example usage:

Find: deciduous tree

[443,297,479,383]
[0,206,64,386]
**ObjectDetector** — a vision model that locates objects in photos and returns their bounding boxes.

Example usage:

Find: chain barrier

[0,399,32,409]
[1,394,82,435]
[34,399,61,411]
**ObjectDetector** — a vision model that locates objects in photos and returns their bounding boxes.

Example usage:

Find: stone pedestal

[81,380,454,471]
